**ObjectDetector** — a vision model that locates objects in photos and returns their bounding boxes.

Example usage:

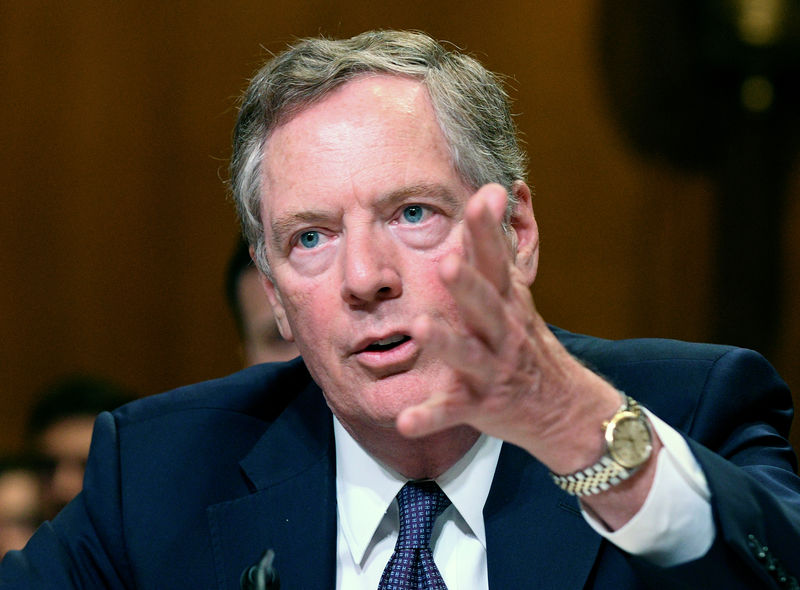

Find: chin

[330,385,423,428]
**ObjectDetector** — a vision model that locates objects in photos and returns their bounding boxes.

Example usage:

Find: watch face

[608,415,653,468]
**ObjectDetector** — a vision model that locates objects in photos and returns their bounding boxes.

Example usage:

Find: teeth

[373,334,405,346]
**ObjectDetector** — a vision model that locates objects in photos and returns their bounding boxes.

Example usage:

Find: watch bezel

[604,411,653,469]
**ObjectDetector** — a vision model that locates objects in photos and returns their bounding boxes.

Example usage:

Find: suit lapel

[485,443,602,589]
[207,380,338,590]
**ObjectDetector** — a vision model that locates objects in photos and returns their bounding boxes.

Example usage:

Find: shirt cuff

[581,410,715,567]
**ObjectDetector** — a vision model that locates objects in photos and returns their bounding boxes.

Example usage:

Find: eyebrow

[269,209,328,252]
[268,183,464,251]
[375,183,463,213]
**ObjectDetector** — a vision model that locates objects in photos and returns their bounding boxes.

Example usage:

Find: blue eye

[298,231,320,248]
[402,205,425,223]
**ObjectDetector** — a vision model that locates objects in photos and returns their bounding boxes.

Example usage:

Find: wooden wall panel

[2,1,798,455]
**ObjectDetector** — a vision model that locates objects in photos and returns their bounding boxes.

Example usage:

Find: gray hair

[229,29,528,276]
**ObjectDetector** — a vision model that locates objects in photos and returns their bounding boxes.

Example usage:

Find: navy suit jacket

[2,328,799,589]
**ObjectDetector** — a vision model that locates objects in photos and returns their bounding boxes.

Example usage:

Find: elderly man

[2,30,798,589]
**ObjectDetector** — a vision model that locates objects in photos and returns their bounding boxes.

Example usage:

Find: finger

[396,391,466,438]
[439,252,509,349]
[464,184,512,295]
[412,314,493,382]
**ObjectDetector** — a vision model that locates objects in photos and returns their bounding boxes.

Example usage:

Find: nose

[340,228,402,307]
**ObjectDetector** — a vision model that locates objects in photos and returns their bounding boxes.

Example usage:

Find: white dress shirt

[334,409,714,589]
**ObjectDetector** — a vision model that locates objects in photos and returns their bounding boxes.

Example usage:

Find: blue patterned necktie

[378,480,451,590]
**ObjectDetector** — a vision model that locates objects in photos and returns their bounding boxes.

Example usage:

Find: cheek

[427,278,463,326]
[411,247,465,319]
[280,280,337,340]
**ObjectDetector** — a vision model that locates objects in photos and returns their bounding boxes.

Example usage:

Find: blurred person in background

[0,456,42,558]
[26,374,136,520]
[225,236,298,365]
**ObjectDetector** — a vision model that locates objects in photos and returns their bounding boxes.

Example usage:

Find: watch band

[550,453,633,497]
[550,394,646,497]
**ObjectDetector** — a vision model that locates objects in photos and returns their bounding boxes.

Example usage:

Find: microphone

[240,549,280,590]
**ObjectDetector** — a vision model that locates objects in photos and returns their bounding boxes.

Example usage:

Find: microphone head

[240,549,279,590]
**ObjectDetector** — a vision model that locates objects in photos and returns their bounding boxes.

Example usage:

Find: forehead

[260,75,459,211]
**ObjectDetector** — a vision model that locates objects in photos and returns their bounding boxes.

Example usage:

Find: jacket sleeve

[0,412,134,589]
[632,347,800,589]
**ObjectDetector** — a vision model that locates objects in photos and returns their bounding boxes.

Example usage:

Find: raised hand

[397,182,623,476]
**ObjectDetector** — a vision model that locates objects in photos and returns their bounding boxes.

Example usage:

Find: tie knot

[396,481,451,550]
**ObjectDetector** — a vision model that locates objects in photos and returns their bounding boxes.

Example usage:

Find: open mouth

[363,334,411,352]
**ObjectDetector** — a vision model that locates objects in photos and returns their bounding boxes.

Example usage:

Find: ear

[260,273,295,342]
[249,246,294,342]
[510,180,539,286]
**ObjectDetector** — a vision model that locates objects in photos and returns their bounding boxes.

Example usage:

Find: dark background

[2,2,798,456]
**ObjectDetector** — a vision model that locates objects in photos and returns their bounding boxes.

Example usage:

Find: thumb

[396,393,461,438]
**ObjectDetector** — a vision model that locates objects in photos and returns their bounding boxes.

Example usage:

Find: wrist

[533,370,623,475]
[551,394,654,498]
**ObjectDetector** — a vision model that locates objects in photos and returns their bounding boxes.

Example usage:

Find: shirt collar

[334,416,502,565]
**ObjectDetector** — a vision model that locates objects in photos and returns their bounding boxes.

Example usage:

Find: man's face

[260,75,475,436]
[0,469,40,556]
[36,415,94,518]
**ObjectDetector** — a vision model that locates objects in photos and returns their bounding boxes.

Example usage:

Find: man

[225,237,298,366]
[2,30,798,589]
[25,374,136,520]
[0,457,42,558]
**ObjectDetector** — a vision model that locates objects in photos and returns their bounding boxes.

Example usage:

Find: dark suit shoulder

[551,326,791,438]
[551,325,736,366]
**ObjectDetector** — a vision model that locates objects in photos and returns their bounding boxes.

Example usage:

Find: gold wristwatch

[551,394,653,497]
